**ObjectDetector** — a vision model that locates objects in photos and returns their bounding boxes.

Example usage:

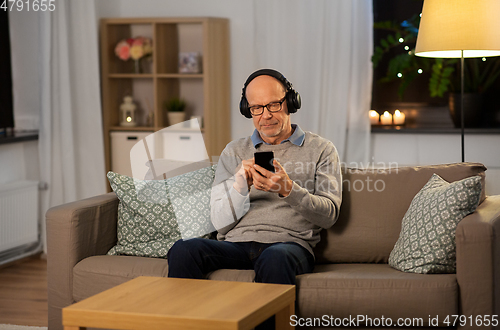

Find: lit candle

[369,110,380,125]
[380,111,393,125]
[393,109,405,125]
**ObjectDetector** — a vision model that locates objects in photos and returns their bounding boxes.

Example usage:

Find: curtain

[37,0,106,252]
[253,0,373,164]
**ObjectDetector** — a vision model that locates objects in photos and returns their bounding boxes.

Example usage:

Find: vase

[134,59,141,74]
[168,112,185,126]
[448,93,484,128]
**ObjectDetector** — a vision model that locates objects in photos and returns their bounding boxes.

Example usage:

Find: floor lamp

[414,0,500,162]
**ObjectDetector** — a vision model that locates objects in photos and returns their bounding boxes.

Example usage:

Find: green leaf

[397,71,417,99]
[387,34,396,45]
[442,67,454,77]
[379,77,394,83]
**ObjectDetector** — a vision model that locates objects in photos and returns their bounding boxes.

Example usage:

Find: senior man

[168,68,342,285]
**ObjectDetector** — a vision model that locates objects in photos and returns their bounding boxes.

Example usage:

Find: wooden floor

[0,254,48,327]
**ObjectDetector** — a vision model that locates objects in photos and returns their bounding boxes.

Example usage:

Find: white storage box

[110,131,151,177]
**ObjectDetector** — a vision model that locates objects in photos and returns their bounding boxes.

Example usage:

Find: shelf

[0,130,39,145]
[109,126,155,132]
[107,74,203,79]
[156,74,203,79]
[371,126,500,134]
[109,126,206,133]
[100,17,230,184]
[109,74,154,79]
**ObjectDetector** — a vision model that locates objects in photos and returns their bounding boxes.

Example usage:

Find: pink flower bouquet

[115,37,153,61]
[114,39,131,61]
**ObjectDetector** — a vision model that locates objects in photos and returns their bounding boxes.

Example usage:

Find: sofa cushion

[207,269,255,282]
[314,162,486,264]
[296,263,458,327]
[106,171,181,258]
[73,255,256,303]
[166,164,217,239]
[389,174,482,273]
[73,255,169,302]
[74,258,456,326]
[106,165,216,258]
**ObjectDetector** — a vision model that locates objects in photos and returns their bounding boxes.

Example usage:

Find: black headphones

[239,69,301,119]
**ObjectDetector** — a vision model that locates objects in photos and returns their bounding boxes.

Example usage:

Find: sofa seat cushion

[73,255,169,302]
[297,263,457,326]
[207,269,255,282]
[73,256,256,302]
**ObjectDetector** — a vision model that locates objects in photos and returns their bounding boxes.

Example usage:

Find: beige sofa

[47,162,500,329]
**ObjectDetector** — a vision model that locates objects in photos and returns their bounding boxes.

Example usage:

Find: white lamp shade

[415,0,500,58]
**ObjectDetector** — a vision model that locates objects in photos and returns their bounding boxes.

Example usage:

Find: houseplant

[164,98,186,126]
[373,14,500,127]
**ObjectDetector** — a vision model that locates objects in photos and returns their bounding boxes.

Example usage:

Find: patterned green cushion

[168,166,217,239]
[388,173,482,274]
[106,165,217,258]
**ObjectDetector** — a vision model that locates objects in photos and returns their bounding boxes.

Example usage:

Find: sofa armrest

[456,195,500,329]
[46,192,119,330]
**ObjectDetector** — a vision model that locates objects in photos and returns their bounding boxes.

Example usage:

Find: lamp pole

[461,50,465,162]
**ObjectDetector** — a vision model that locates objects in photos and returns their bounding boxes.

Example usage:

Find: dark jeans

[167,239,314,329]
[167,238,315,285]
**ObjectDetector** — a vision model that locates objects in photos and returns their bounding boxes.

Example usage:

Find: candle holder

[371,110,406,126]
[393,109,406,126]
[120,96,137,127]
[380,111,393,125]
[369,110,380,125]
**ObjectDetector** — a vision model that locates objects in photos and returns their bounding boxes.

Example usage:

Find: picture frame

[179,52,202,73]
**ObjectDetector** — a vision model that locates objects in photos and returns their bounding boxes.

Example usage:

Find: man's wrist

[233,182,247,195]
[279,179,293,197]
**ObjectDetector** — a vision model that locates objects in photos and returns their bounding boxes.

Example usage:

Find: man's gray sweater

[210,129,342,257]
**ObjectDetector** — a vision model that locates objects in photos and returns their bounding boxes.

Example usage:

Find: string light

[399,38,404,43]
[404,46,410,51]
[418,69,423,74]
[482,57,487,61]
[397,73,403,78]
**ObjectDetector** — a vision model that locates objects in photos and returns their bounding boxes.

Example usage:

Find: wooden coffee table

[62,276,295,330]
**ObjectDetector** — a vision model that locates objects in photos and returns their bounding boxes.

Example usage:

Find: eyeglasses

[249,96,286,116]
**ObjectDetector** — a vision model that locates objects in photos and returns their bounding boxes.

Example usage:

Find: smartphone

[254,151,275,173]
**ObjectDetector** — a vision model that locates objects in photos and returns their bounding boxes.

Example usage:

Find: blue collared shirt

[251,124,305,148]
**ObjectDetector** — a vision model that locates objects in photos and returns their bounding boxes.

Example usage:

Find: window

[371,0,445,109]
[371,0,500,128]
[0,10,14,132]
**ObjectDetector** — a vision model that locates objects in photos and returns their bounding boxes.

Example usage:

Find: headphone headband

[243,69,291,91]
[239,69,301,118]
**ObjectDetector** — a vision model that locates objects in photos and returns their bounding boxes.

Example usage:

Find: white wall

[371,133,500,196]
[0,141,39,185]
[95,0,257,141]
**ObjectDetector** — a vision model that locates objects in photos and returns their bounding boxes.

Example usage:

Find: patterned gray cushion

[106,164,217,258]
[388,173,482,274]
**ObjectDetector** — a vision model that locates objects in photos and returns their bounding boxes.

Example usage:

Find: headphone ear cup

[293,91,301,112]
[286,91,296,114]
[239,97,252,118]
[286,90,301,114]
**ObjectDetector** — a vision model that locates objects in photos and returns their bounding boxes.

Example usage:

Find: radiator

[0,180,40,261]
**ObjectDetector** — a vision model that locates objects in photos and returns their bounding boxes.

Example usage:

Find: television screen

[0,10,14,131]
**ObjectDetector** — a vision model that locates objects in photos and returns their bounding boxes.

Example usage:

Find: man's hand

[250,160,293,197]
[233,158,255,194]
